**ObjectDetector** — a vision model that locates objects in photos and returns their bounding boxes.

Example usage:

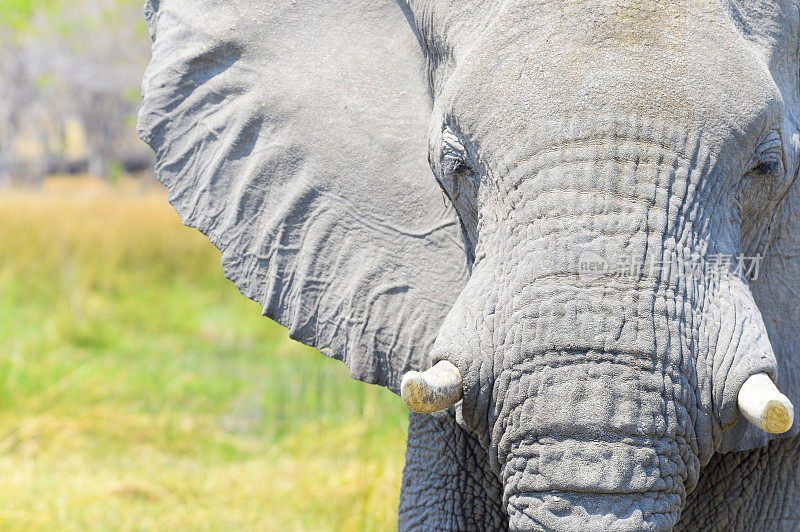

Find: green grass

[0,0,148,40]
[0,0,59,32]
[0,179,409,530]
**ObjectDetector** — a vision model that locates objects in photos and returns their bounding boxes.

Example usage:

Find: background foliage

[0,2,410,529]
[0,180,409,530]
[0,0,152,184]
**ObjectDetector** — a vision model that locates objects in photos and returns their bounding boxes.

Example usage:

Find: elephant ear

[138,0,469,393]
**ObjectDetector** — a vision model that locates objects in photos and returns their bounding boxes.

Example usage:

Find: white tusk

[737,373,794,434]
[401,360,463,413]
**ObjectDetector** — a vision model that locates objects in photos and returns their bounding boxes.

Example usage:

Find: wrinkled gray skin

[138,0,800,530]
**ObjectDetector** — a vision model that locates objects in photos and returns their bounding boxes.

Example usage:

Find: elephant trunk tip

[738,373,794,433]
[505,490,682,532]
[401,360,463,413]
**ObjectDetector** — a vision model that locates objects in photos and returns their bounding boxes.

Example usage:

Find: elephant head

[139,0,799,529]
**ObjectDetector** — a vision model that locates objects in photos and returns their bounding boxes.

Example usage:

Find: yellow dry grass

[0,177,408,530]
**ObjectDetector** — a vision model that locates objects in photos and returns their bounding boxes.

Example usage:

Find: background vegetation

[1,0,152,184]
[0,180,410,530]
[0,2,411,528]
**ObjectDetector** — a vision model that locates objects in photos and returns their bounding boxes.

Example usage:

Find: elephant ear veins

[138,0,469,393]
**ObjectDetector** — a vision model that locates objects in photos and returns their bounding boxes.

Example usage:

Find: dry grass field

[0,178,408,530]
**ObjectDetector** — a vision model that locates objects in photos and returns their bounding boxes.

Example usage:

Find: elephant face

[139,0,799,530]
[410,1,798,527]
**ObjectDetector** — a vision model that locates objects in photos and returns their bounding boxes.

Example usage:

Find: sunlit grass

[0,177,408,530]
[0,0,145,34]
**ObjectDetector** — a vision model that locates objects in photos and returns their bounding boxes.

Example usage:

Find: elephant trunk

[497,356,696,531]
[437,271,709,530]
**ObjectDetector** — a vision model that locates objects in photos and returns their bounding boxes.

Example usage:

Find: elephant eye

[441,129,477,178]
[750,130,784,177]
[436,126,481,259]
[738,129,787,229]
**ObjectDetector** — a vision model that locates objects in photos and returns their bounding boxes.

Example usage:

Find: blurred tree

[0,0,152,183]
[0,37,33,183]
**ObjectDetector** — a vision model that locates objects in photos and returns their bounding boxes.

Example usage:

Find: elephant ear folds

[137,0,469,393]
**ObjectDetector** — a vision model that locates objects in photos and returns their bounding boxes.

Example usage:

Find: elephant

[137,0,800,530]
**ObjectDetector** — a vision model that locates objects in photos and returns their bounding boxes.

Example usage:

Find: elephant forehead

[441,0,782,154]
